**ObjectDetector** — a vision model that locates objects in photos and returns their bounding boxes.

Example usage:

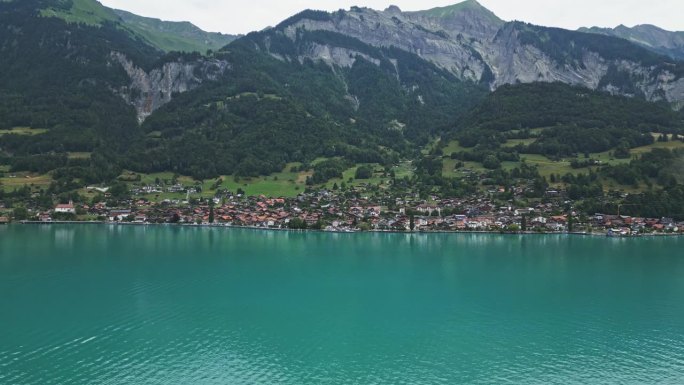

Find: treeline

[523,126,654,156]
[601,148,683,187]
[452,82,682,158]
[620,185,684,220]
[456,82,681,134]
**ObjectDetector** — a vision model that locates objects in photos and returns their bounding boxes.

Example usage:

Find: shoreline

[11,221,684,237]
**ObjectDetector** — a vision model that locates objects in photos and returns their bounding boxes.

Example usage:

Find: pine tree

[209,201,215,224]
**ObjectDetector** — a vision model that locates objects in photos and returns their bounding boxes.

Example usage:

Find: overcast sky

[98,0,684,35]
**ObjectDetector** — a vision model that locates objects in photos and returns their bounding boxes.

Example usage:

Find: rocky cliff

[266,1,684,106]
[110,52,230,122]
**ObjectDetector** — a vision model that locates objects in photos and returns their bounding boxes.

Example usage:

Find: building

[109,209,133,222]
[54,201,76,214]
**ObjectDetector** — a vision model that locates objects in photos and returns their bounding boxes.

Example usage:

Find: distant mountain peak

[580,23,684,60]
[410,0,502,23]
[384,5,402,14]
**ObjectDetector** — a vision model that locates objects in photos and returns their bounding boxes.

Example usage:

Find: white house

[54,201,76,214]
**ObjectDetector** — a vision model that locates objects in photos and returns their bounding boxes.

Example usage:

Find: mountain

[39,0,237,53]
[0,0,232,181]
[274,2,684,107]
[113,9,237,53]
[580,24,684,61]
[130,22,488,177]
[0,0,683,185]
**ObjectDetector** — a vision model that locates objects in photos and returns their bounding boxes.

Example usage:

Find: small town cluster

[3,182,683,237]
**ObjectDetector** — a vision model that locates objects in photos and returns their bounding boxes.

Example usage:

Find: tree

[12,207,28,221]
[482,155,501,170]
[288,218,308,229]
[614,142,631,159]
[209,201,215,224]
[109,182,130,200]
[521,214,527,232]
[567,213,574,233]
[409,214,415,231]
[355,165,374,179]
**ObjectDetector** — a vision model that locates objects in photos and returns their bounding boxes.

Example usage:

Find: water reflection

[1,225,684,384]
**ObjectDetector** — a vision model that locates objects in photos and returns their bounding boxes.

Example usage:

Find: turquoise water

[1,225,683,384]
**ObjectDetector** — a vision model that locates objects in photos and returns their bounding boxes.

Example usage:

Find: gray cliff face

[486,25,608,89]
[110,52,230,122]
[282,7,489,82]
[298,43,381,68]
[268,2,684,105]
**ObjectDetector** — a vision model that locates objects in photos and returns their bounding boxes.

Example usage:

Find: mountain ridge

[1,0,683,186]
[39,0,237,53]
[579,24,684,60]
[266,2,684,107]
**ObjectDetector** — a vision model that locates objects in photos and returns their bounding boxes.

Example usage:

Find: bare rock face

[298,43,381,68]
[268,2,684,105]
[110,52,230,122]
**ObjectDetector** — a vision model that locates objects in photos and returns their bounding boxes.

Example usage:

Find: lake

[1,225,683,384]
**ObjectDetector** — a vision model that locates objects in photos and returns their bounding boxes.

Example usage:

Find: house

[54,201,76,214]
[0,216,9,224]
[109,209,132,221]
[416,204,439,216]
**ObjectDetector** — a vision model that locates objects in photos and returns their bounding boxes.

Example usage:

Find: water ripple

[2,227,684,384]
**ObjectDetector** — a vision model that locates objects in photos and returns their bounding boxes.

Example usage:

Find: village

[5,180,682,237]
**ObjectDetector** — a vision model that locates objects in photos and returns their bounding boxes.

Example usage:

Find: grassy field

[393,161,415,179]
[0,127,48,137]
[68,152,92,159]
[502,138,536,148]
[443,159,488,177]
[122,159,419,200]
[443,138,684,185]
[632,137,684,155]
[221,163,307,197]
[39,0,117,27]
[322,163,386,190]
[0,173,52,192]
[442,140,471,154]
[124,163,310,200]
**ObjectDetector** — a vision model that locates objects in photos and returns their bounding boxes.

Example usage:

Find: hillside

[453,82,683,155]
[113,9,237,53]
[130,27,487,178]
[0,0,231,182]
[1,0,684,202]
[40,0,236,52]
